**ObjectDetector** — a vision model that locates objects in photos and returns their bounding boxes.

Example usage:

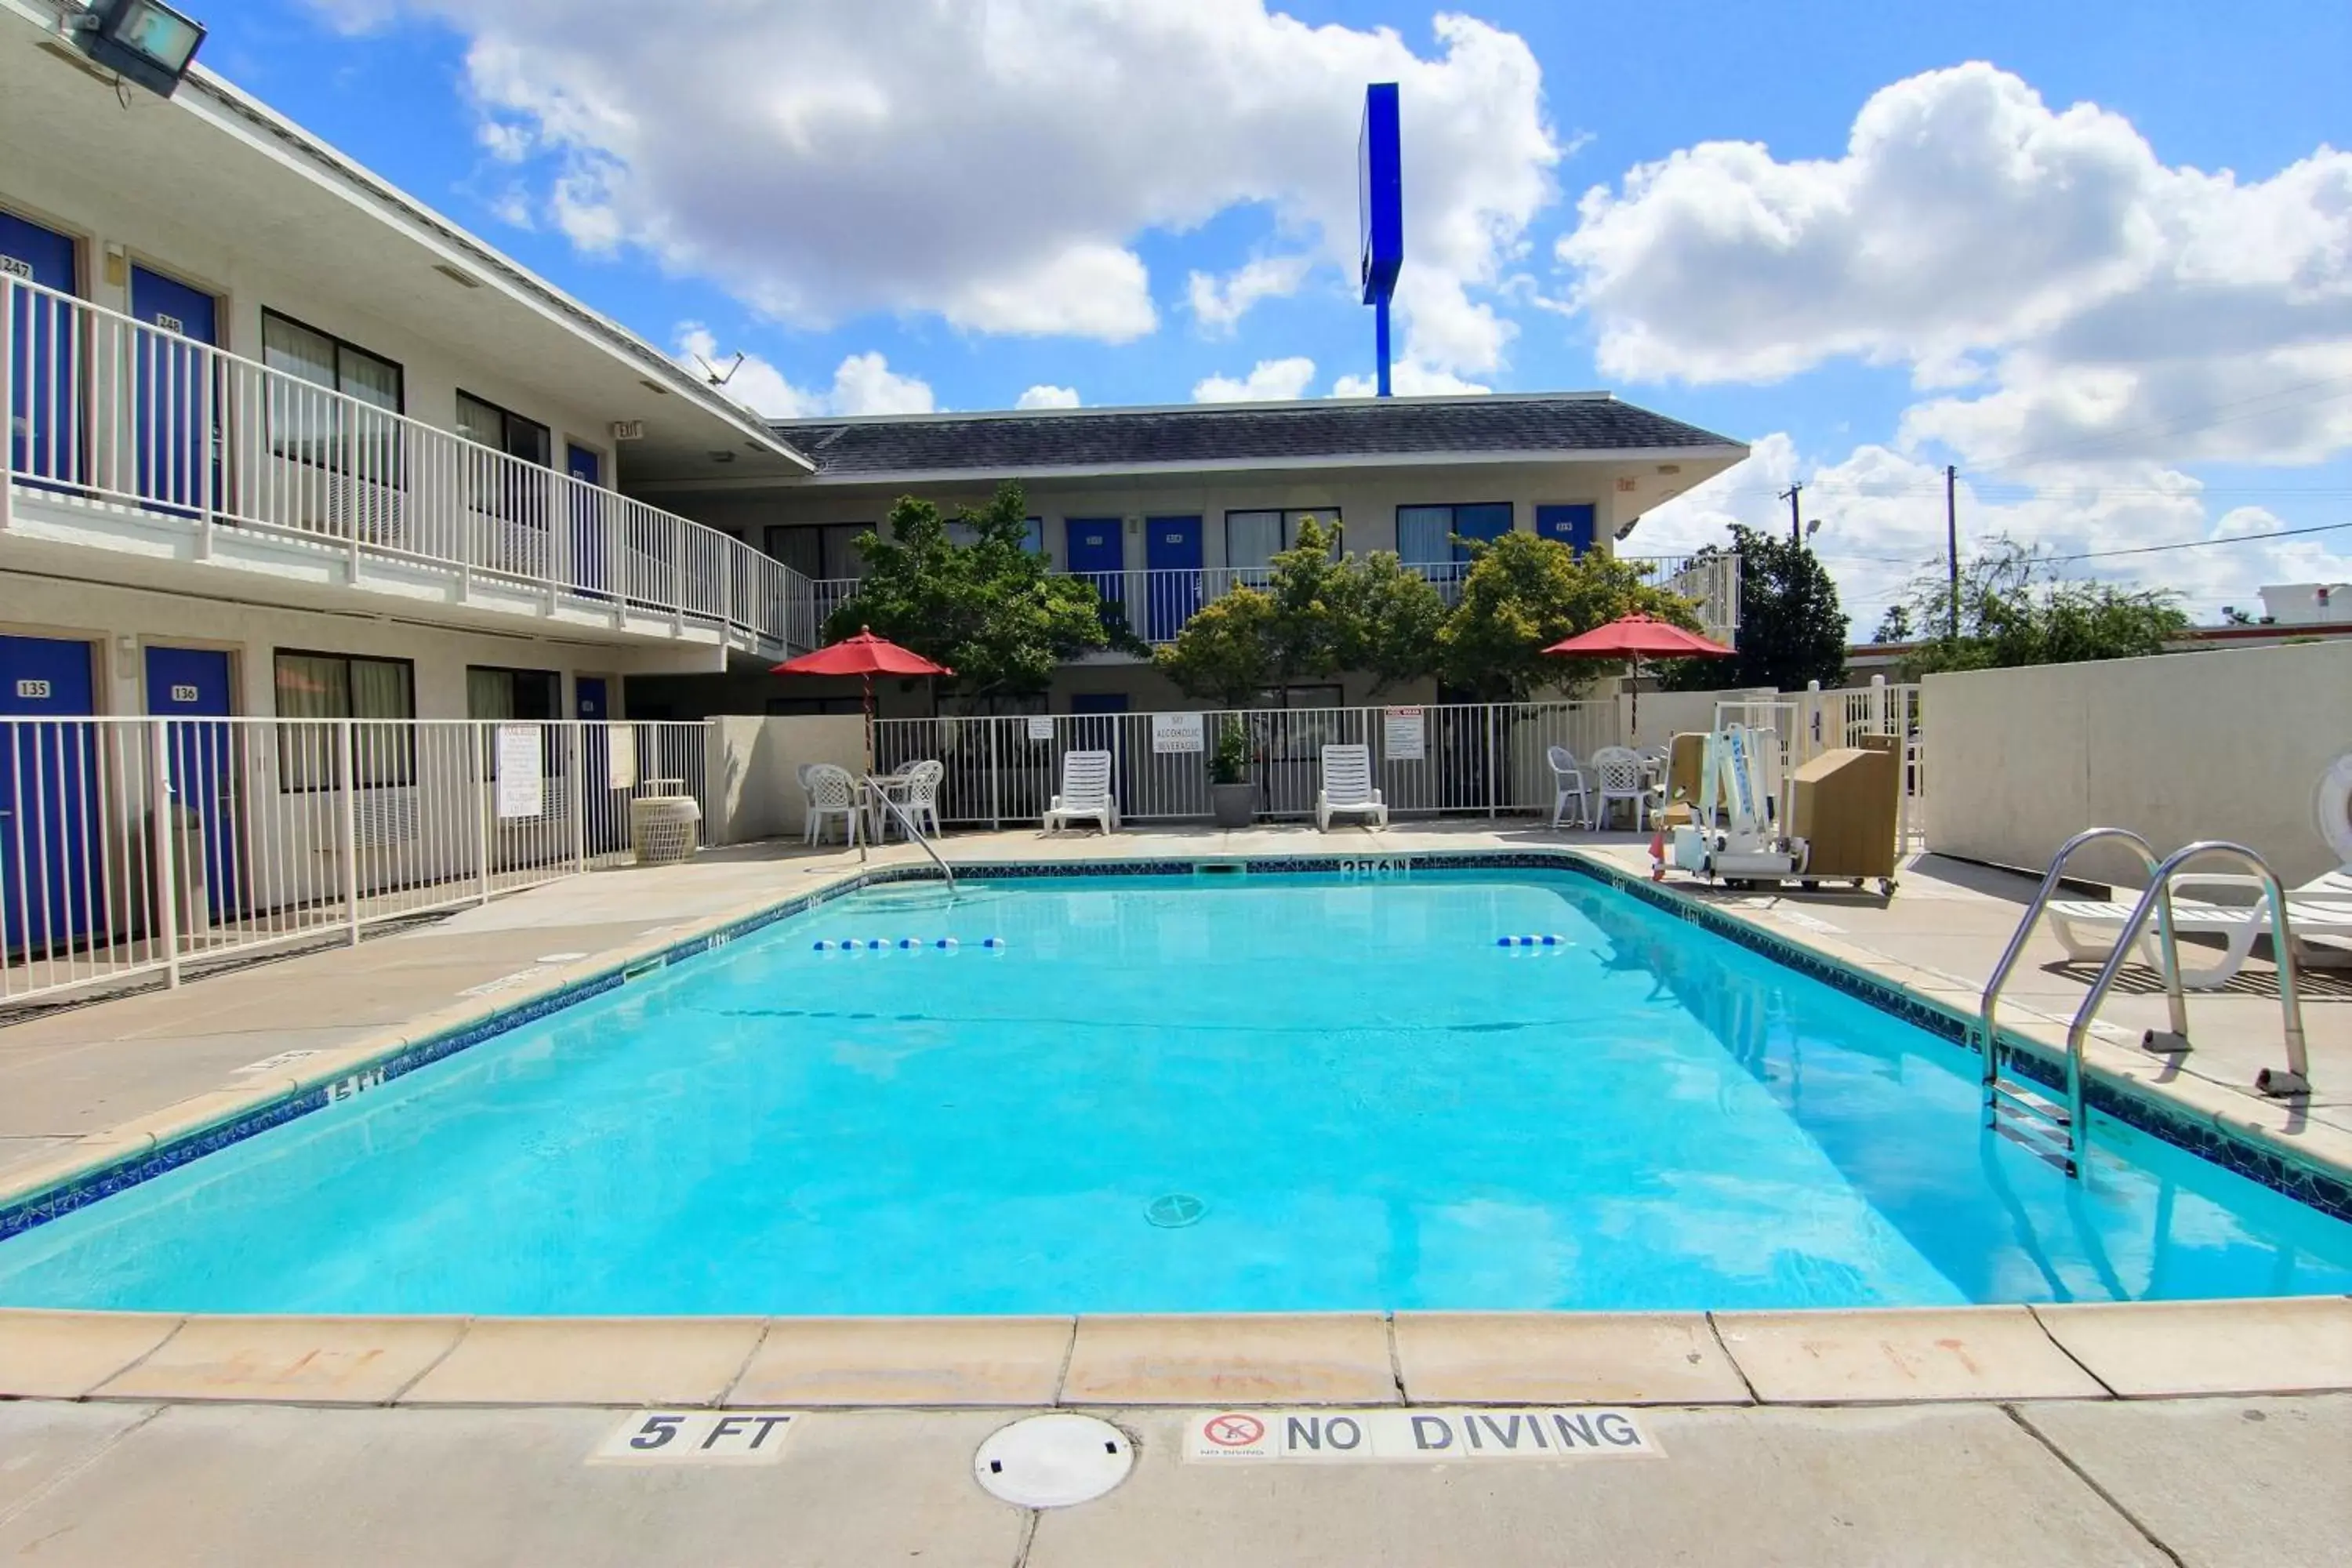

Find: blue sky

[201,1,2352,625]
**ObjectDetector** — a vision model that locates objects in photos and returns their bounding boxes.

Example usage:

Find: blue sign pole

[1359,83,1403,398]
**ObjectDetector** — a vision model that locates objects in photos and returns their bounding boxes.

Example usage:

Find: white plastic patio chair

[795,764,818,842]
[2049,866,2352,989]
[1546,745,1591,829]
[1316,743,1388,831]
[1589,746,1651,831]
[898,759,946,838]
[1042,750,1118,834]
[803,763,863,847]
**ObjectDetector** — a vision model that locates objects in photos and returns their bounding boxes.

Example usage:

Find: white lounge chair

[1547,745,1591,829]
[1043,750,1118,834]
[1316,743,1388,831]
[2049,867,2352,989]
[804,763,863,847]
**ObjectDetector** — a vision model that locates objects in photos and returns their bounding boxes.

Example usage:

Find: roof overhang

[753,442,1753,489]
[0,0,811,481]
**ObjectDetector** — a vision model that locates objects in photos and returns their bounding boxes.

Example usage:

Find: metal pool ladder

[861,774,956,893]
[1977,829,2312,1178]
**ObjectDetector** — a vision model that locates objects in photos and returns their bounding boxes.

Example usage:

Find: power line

[2040,518,2352,564]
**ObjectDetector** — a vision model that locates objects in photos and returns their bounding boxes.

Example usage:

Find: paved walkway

[0,1392,2344,1566]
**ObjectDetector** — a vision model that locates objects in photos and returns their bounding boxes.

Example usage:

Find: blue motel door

[0,635,101,956]
[1536,504,1596,556]
[1143,515,1203,641]
[128,265,220,516]
[1065,517,1125,631]
[145,645,240,921]
[2,210,81,489]
[567,443,608,595]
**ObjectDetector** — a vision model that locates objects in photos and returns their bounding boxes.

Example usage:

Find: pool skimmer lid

[1145,1192,1206,1228]
[974,1414,1133,1507]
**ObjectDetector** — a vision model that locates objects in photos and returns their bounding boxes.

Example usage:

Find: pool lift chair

[1665,724,1807,887]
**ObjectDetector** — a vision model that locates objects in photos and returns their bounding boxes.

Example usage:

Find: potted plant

[1209,718,1254,828]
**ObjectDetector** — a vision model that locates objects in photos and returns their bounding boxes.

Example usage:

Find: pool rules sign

[1185,1407,1661,1464]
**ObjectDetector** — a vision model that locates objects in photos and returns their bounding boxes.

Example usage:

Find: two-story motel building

[2,0,1748,742]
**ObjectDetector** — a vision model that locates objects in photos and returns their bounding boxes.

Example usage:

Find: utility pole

[1779,482,1802,546]
[1944,464,1960,638]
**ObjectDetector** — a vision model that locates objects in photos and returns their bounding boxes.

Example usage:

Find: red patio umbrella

[771,626,952,774]
[1541,612,1732,739]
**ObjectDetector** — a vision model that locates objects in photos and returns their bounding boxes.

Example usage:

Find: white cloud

[1631,434,2352,625]
[1015,384,1082,410]
[1187,254,1315,333]
[1193,357,1318,403]
[336,2,1559,364]
[1555,64,2352,472]
[1330,362,1493,397]
[673,327,934,418]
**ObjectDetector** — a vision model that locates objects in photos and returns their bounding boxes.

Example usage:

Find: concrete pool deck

[1,824,2348,1563]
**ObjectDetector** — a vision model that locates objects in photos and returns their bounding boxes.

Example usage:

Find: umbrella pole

[862,671,874,776]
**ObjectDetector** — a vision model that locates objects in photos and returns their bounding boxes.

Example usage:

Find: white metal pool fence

[872,685,1923,833]
[1,717,712,1003]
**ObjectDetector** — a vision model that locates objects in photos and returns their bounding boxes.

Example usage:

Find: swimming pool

[2,866,2347,1314]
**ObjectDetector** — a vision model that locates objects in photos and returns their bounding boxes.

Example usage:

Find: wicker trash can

[629,782,702,866]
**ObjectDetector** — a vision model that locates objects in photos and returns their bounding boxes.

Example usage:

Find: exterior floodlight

[74,0,207,100]
[1357,82,1403,397]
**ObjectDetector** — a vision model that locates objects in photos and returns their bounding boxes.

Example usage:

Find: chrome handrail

[1976,827,2183,1176]
[2066,841,2310,1105]
[861,774,956,893]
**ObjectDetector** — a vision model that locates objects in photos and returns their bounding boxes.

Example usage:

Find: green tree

[826,481,1119,706]
[1153,514,1447,702]
[1891,537,2189,675]
[1152,586,1279,707]
[1873,603,1916,644]
[1435,532,1699,700]
[1659,524,1848,691]
[1336,550,1450,695]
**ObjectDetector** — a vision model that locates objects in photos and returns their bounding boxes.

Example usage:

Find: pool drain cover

[1145,1192,1205,1228]
[974,1414,1133,1508]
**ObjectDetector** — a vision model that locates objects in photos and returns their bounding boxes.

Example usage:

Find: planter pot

[1210,782,1255,829]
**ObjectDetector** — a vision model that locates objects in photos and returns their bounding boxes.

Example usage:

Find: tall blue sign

[1358,82,1403,397]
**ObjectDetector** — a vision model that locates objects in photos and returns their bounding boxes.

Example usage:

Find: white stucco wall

[1922,641,2352,887]
[704,715,869,842]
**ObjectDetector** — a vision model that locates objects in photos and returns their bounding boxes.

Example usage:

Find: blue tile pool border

[3,846,2345,1245]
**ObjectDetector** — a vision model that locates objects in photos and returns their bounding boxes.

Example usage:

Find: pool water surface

[1,869,2346,1314]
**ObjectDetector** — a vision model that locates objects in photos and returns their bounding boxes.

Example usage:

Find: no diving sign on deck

[1185,1407,1661,1464]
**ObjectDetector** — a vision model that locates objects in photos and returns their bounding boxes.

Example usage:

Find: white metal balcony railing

[811,553,1740,649]
[1,276,820,655]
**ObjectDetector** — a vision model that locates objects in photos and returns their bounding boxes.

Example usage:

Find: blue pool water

[2,869,2347,1315]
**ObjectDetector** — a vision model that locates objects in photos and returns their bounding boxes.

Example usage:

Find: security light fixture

[1806,518,1824,539]
[73,0,206,100]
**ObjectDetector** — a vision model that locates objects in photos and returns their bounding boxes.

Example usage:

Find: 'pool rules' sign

[495,724,543,818]
[1152,712,1205,753]
[1185,1407,1661,1464]
[1382,706,1426,761]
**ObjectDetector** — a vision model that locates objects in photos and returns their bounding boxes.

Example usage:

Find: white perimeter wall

[705,716,868,842]
[1923,641,2352,887]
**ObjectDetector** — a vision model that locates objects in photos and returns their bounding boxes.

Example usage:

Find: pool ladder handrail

[2064,841,2310,1106]
[1979,830,2315,1179]
[1976,828,2184,1178]
[861,773,956,893]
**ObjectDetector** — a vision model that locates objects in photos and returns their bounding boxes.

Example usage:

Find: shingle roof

[770,394,1742,479]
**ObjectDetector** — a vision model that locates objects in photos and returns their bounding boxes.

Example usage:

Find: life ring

[2317,751,2352,864]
